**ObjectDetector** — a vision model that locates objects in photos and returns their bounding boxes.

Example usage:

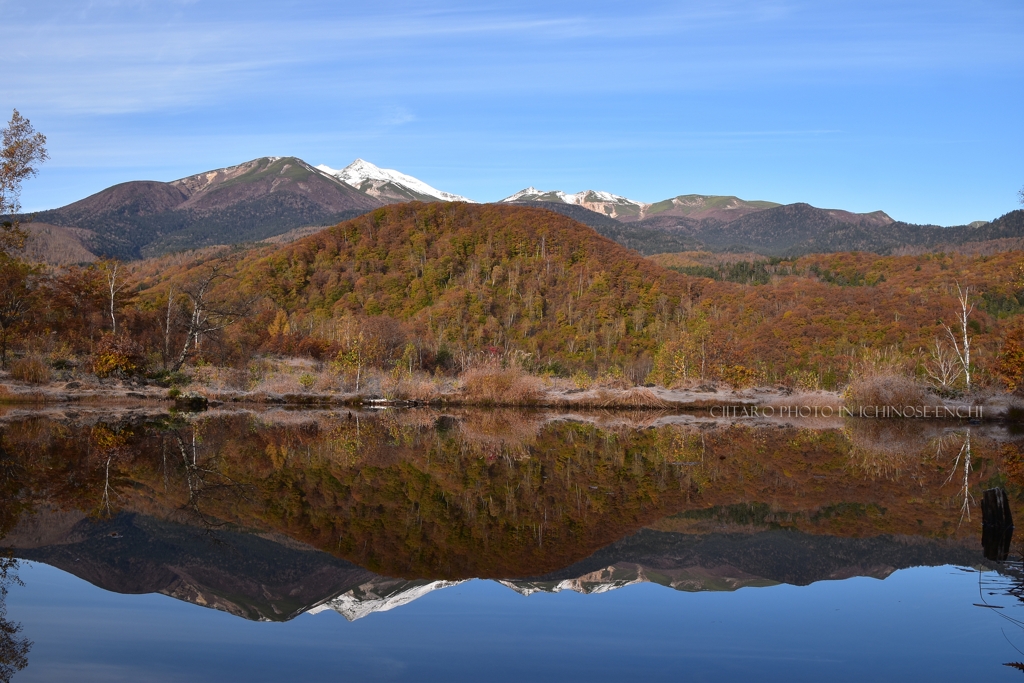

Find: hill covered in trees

[121,202,1024,389]
[4,201,1024,393]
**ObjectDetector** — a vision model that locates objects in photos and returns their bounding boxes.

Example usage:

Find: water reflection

[0,556,29,683]
[0,408,1019,618]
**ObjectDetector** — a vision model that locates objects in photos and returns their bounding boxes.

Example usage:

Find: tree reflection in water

[3,409,1024,675]
[938,429,974,526]
[0,555,30,683]
[170,421,254,529]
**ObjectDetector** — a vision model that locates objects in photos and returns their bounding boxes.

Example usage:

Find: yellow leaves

[267,310,290,336]
[718,364,764,389]
[90,425,127,451]
[266,442,287,469]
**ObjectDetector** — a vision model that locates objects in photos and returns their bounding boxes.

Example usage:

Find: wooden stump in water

[982,487,1014,562]
[983,488,1014,529]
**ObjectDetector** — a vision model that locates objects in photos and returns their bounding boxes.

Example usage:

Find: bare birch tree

[170,265,254,372]
[162,286,174,368]
[941,281,974,392]
[100,260,129,336]
[924,338,962,390]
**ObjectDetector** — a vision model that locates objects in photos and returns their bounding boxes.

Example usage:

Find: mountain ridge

[6,509,990,624]
[14,154,1018,262]
[28,156,383,259]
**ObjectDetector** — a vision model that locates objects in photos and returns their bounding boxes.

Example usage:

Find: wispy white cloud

[6,0,1023,225]
[4,1,1020,114]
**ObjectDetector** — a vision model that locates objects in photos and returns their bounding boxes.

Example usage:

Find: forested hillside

[138,202,698,378]
[4,201,1024,392]
[617,206,1024,256]
[130,203,1024,389]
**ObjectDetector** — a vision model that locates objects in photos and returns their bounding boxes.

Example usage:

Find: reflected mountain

[0,408,1021,622]
[1,506,998,623]
[309,579,466,621]
[5,509,376,622]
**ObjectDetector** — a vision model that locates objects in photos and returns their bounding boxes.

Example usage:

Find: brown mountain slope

[635,194,782,223]
[627,203,1009,256]
[127,202,1024,385]
[17,222,98,265]
[31,157,384,259]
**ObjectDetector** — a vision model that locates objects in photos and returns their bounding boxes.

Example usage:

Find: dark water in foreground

[2,407,1024,681]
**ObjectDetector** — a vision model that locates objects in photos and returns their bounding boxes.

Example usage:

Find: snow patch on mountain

[317,159,475,203]
[501,187,649,219]
[308,579,466,621]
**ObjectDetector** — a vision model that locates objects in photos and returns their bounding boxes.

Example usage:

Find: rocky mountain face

[317,158,475,204]
[621,205,1024,256]
[502,189,785,224]
[501,187,647,220]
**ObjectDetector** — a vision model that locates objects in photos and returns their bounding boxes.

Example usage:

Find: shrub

[844,347,928,410]
[149,369,191,388]
[461,361,543,405]
[93,335,145,378]
[844,373,927,410]
[571,370,592,390]
[295,337,334,360]
[719,364,764,389]
[10,356,51,384]
[48,343,78,372]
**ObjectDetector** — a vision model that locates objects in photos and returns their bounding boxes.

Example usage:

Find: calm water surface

[1,407,1023,681]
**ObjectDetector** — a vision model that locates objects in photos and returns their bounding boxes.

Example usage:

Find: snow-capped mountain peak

[317,159,475,204]
[500,187,649,220]
[308,579,465,621]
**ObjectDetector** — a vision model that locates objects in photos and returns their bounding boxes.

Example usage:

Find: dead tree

[924,338,963,390]
[170,265,253,372]
[942,281,974,392]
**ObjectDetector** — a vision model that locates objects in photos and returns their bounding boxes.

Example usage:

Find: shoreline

[0,379,1016,421]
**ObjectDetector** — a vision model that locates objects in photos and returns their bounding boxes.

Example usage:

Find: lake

[1,407,1023,681]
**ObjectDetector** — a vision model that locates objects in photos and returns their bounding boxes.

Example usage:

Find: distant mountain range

[499,188,782,223]
[13,155,1024,262]
[28,157,383,260]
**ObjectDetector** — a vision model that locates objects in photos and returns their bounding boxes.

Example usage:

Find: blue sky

[3,0,1022,225]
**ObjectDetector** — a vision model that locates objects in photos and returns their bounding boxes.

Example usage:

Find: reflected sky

[7,561,1023,682]
[2,409,1023,680]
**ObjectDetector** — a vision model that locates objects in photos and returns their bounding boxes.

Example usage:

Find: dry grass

[456,410,541,460]
[189,365,248,391]
[844,348,928,411]
[594,387,667,408]
[459,361,544,405]
[393,376,444,402]
[766,391,842,410]
[844,373,927,410]
[10,356,51,384]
